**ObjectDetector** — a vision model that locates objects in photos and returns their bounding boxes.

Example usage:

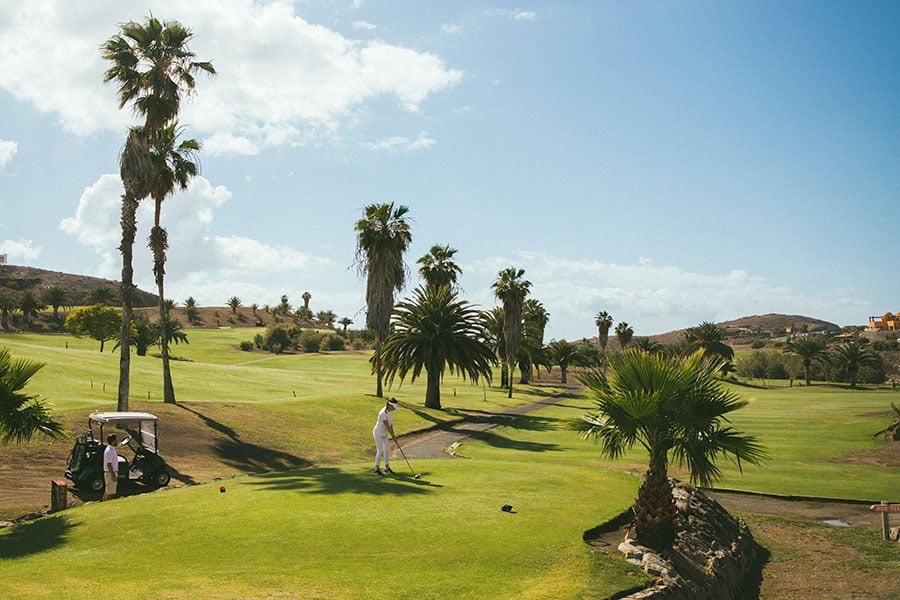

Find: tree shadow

[248,466,440,496]
[0,515,74,560]
[461,428,561,453]
[176,403,310,473]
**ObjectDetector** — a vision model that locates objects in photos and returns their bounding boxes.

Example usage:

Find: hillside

[646,313,842,346]
[0,264,158,307]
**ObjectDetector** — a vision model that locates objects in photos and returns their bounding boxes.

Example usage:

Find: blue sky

[0,1,897,339]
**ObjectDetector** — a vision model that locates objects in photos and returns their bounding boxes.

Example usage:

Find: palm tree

[19,292,43,320]
[381,286,495,409]
[102,15,214,411]
[417,244,462,290]
[250,303,259,316]
[354,203,412,398]
[43,287,68,317]
[547,339,580,384]
[0,293,15,331]
[184,296,201,325]
[302,291,312,310]
[519,299,550,383]
[338,317,353,334]
[147,124,202,404]
[632,337,664,354]
[227,296,242,314]
[684,321,734,365]
[492,267,532,398]
[831,338,879,389]
[481,307,507,387]
[0,347,63,443]
[87,286,118,306]
[784,337,828,386]
[578,351,765,549]
[114,314,158,357]
[279,295,292,314]
[615,322,634,349]
[595,311,614,351]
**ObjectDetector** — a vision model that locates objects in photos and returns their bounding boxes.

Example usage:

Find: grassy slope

[0,399,646,600]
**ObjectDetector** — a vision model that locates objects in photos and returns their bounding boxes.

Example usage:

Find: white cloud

[59,173,332,304]
[486,9,537,22]
[362,131,436,152]
[0,1,462,153]
[352,20,377,31]
[0,238,42,262]
[351,0,366,8]
[203,133,260,157]
[0,140,17,169]
[466,252,868,338]
[441,23,463,34]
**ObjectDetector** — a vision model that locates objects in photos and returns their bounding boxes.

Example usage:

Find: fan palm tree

[417,244,462,290]
[354,203,412,398]
[784,337,828,386]
[578,351,765,549]
[481,307,508,387]
[831,338,879,389]
[595,311,614,351]
[147,124,202,404]
[381,286,495,409]
[102,15,214,411]
[19,292,44,320]
[547,339,581,384]
[615,322,634,349]
[338,317,353,333]
[0,347,63,443]
[632,337,664,354]
[684,321,734,365]
[227,296,242,314]
[42,287,68,317]
[492,268,532,398]
[114,314,157,357]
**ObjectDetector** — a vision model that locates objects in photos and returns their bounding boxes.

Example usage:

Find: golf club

[392,436,420,479]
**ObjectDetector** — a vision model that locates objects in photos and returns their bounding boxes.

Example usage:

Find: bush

[239,341,254,352]
[351,338,367,351]
[299,330,321,353]
[736,350,800,380]
[263,325,293,354]
[750,340,766,349]
[322,334,345,351]
[253,333,264,348]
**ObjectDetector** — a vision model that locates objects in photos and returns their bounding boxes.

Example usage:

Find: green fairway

[0,398,647,599]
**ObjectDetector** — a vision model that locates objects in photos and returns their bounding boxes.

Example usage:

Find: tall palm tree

[615,321,634,349]
[684,321,734,365]
[147,124,202,404]
[595,311,614,351]
[831,338,879,389]
[492,267,531,398]
[354,203,412,397]
[0,347,63,443]
[227,296,242,314]
[417,244,462,290]
[381,286,495,409]
[578,351,765,549]
[481,307,507,387]
[42,286,68,317]
[784,337,828,386]
[302,291,312,310]
[102,15,214,411]
[520,299,549,382]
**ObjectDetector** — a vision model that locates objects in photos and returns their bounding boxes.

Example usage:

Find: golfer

[373,398,399,476]
[102,433,119,500]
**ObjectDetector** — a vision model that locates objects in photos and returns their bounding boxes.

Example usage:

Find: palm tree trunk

[633,447,677,549]
[425,362,441,409]
[116,194,138,412]
[519,363,530,384]
[500,361,509,388]
[507,362,514,398]
[804,360,811,386]
[560,365,568,384]
[374,336,384,398]
[150,202,176,404]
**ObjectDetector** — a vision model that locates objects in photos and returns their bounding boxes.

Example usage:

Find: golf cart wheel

[89,477,105,492]
[156,471,171,487]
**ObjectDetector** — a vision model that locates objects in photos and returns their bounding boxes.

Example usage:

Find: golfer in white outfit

[102,434,119,500]
[373,398,399,476]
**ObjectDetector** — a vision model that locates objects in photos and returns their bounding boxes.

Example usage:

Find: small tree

[615,322,634,349]
[546,339,583,384]
[66,305,122,352]
[316,310,337,328]
[784,337,828,385]
[0,348,63,443]
[831,338,879,389]
[87,286,118,306]
[250,303,259,316]
[0,293,16,330]
[338,317,353,334]
[279,295,291,314]
[19,292,44,319]
[227,296,242,314]
[43,286,68,317]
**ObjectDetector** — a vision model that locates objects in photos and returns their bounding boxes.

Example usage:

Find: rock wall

[617,480,763,600]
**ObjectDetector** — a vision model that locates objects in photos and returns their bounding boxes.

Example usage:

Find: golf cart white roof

[89,412,158,424]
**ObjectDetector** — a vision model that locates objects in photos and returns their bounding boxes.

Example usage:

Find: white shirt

[103,444,119,474]
[373,407,394,437]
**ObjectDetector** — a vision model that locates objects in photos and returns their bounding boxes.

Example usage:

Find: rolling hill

[0,264,158,307]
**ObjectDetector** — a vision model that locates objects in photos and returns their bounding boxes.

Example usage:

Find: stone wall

[617,480,764,600]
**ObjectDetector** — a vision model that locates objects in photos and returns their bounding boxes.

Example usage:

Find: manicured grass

[0,399,646,599]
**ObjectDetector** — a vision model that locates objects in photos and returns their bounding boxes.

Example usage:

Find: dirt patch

[843,440,900,468]
[709,492,884,527]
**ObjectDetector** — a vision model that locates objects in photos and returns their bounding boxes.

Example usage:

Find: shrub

[322,334,345,351]
[239,341,254,352]
[253,333,264,349]
[263,325,293,353]
[750,340,766,349]
[299,330,321,353]
[351,338,367,351]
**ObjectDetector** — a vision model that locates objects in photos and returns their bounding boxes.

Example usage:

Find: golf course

[1,329,898,598]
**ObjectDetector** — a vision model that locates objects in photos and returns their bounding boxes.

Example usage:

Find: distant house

[868,312,899,332]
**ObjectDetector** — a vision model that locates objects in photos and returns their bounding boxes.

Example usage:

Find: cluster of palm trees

[785,335,881,388]
[354,204,549,408]
[103,15,215,409]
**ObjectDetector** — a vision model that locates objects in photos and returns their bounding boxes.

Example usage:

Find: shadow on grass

[249,467,440,496]
[176,404,310,473]
[462,428,561,453]
[0,515,74,559]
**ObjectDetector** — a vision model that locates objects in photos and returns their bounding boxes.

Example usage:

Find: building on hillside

[868,312,899,332]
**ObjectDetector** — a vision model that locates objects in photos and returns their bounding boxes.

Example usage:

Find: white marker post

[870,502,900,541]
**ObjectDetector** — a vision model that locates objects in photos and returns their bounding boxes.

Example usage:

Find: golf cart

[66,412,171,493]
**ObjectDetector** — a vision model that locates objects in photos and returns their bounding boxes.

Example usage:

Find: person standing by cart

[102,434,119,500]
